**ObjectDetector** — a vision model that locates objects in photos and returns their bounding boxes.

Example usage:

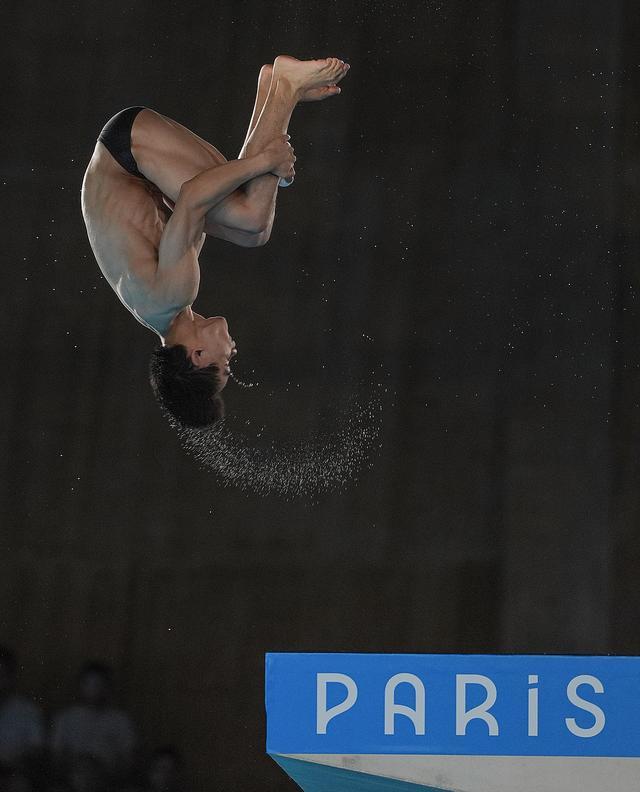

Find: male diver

[81,56,350,426]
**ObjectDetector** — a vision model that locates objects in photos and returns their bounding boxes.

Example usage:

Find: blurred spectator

[0,646,45,771]
[50,663,135,781]
[144,748,185,792]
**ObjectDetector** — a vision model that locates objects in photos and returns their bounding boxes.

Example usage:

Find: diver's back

[81,141,167,323]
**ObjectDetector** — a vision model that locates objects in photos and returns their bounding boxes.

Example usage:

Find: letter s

[565,675,605,738]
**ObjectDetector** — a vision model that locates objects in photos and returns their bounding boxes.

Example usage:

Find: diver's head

[185,315,237,380]
[150,313,236,427]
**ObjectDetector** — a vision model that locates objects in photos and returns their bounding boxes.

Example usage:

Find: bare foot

[299,83,343,102]
[273,55,349,99]
[263,61,341,102]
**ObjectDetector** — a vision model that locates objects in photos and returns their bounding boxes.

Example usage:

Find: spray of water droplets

[168,383,385,499]
[229,370,258,388]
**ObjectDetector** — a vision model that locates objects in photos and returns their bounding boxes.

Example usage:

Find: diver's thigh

[131,108,227,201]
[132,109,257,235]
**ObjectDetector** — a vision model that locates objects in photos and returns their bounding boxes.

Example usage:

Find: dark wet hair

[149,344,225,428]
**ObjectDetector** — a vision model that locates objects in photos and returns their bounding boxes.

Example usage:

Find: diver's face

[192,316,237,388]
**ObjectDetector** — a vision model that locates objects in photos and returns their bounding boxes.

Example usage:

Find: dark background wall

[3,0,640,788]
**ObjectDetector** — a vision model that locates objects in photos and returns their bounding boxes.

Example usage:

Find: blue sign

[265,653,640,757]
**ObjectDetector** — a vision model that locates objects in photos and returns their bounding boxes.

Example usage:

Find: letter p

[316,673,358,734]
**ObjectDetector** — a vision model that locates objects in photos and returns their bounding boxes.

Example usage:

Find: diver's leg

[239,64,273,155]
[128,75,276,242]
[131,57,348,244]
[230,56,350,241]
[229,62,299,240]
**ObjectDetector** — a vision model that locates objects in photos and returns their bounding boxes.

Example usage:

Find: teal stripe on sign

[270,755,448,792]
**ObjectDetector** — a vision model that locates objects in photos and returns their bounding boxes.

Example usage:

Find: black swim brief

[97,106,146,178]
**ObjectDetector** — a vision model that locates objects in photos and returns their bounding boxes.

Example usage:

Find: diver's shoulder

[118,266,187,337]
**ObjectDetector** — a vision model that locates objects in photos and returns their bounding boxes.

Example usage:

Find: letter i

[528,675,539,737]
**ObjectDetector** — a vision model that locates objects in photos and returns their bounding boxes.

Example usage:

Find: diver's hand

[264,135,296,179]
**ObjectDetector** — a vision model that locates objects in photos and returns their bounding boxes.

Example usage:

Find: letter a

[384,673,426,735]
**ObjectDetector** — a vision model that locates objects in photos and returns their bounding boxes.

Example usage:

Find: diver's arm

[176,136,294,233]
[153,139,293,312]
[153,158,270,291]
[177,154,272,227]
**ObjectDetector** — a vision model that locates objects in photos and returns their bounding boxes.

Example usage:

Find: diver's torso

[81,142,180,334]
